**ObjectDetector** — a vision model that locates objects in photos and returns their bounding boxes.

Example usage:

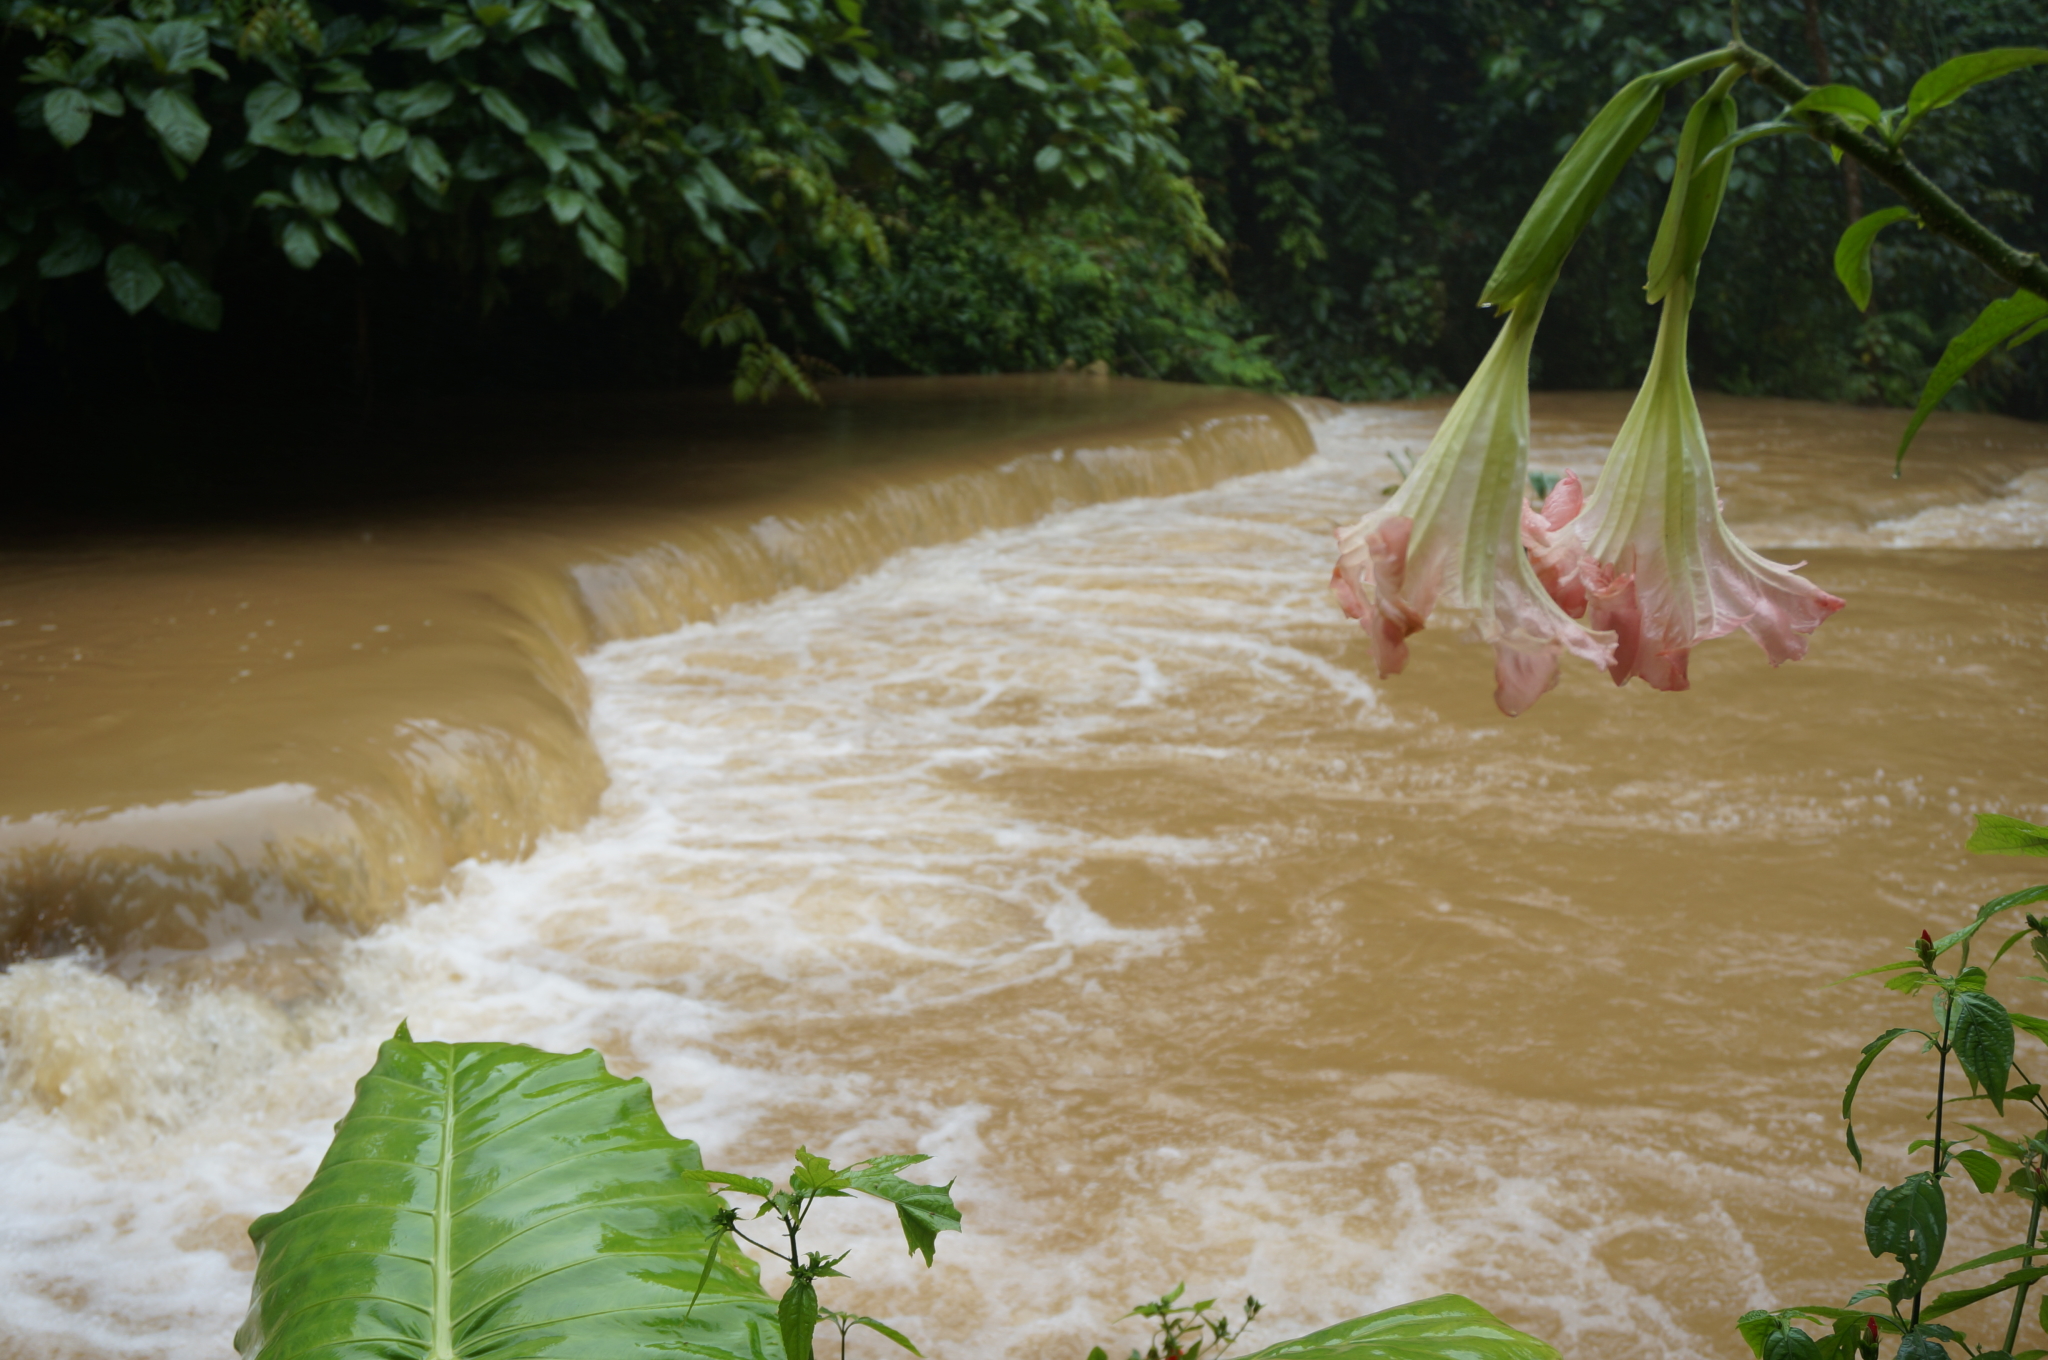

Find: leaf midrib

[432,1047,458,1360]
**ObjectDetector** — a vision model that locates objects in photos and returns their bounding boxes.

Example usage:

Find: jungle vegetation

[1,0,2042,417]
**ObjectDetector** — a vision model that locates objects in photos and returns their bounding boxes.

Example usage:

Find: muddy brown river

[2,377,2045,1359]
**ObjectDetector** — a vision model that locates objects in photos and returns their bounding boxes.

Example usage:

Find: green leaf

[779,1279,818,1360]
[1901,49,2048,140]
[1954,1149,2003,1194]
[104,243,163,313]
[1952,990,2015,1113]
[577,223,628,285]
[1833,207,1914,311]
[1865,1173,1948,1292]
[2013,1014,2048,1049]
[233,1030,780,1359]
[43,89,92,148]
[842,1316,921,1356]
[244,82,302,131]
[150,20,213,74]
[405,135,452,193]
[1788,84,1889,135]
[340,167,401,228]
[153,261,220,330]
[1843,1028,1916,1168]
[544,185,585,224]
[866,122,914,160]
[1694,119,1802,176]
[1479,66,1677,314]
[523,38,579,87]
[38,223,103,279]
[1761,1326,1821,1360]
[281,218,324,269]
[1971,815,2048,857]
[1897,291,2048,470]
[1238,1295,1558,1360]
[935,101,973,130]
[843,1164,960,1266]
[676,1169,775,1199]
[479,86,530,135]
[1923,1266,2048,1322]
[426,22,487,61]
[144,87,211,163]
[575,16,626,77]
[1033,144,1063,172]
[380,81,457,123]
[1934,1242,2045,1281]
[1736,1310,1777,1359]
[360,120,408,159]
[492,178,546,217]
[291,166,341,216]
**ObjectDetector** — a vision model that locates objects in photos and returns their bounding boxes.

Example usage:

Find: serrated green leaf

[1898,292,2048,470]
[43,89,92,148]
[1971,815,2048,857]
[104,242,162,313]
[1239,1295,1557,1360]
[233,1032,779,1359]
[843,1166,959,1266]
[1833,207,1914,311]
[144,87,210,163]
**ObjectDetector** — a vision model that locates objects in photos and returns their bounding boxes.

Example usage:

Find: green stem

[1918,1018,1954,1330]
[1729,41,2048,298]
[2003,1167,2042,1355]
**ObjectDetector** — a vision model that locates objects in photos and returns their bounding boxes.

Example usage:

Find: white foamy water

[5,400,2048,1360]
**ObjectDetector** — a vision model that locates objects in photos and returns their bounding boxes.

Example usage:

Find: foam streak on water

[4,397,2048,1360]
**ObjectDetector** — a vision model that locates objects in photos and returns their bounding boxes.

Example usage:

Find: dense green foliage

[3,0,2043,415]
[1175,0,2048,412]
[1738,815,2048,1360]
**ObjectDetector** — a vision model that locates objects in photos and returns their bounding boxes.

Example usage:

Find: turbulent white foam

[0,401,2042,1360]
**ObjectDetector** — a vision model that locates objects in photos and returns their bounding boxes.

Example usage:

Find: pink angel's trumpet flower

[1521,470,1591,618]
[1332,298,1615,716]
[1569,276,1844,691]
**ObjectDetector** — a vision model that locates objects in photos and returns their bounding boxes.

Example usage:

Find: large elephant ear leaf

[234,1028,783,1360]
[1240,1294,1560,1360]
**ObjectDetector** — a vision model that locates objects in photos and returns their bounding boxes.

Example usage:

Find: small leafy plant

[1088,1283,1265,1360]
[1740,814,2048,1360]
[680,1148,962,1360]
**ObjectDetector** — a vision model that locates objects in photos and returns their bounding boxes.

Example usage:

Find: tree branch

[1729,41,2048,298]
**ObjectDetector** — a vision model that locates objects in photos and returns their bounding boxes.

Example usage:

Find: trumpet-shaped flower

[1560,276,1844,690]
[1332,300,1615,716]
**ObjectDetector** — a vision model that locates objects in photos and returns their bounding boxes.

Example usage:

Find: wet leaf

[1971,815,2048,858]
[1833,207,1914,311]
[1898,292,2048,470]
[234,1029,778,1359]
[1865,1173,1947,1292]
[1239,1295,1558,1360]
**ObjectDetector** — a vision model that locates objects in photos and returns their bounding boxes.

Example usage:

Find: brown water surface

[0,382,2044,1360]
